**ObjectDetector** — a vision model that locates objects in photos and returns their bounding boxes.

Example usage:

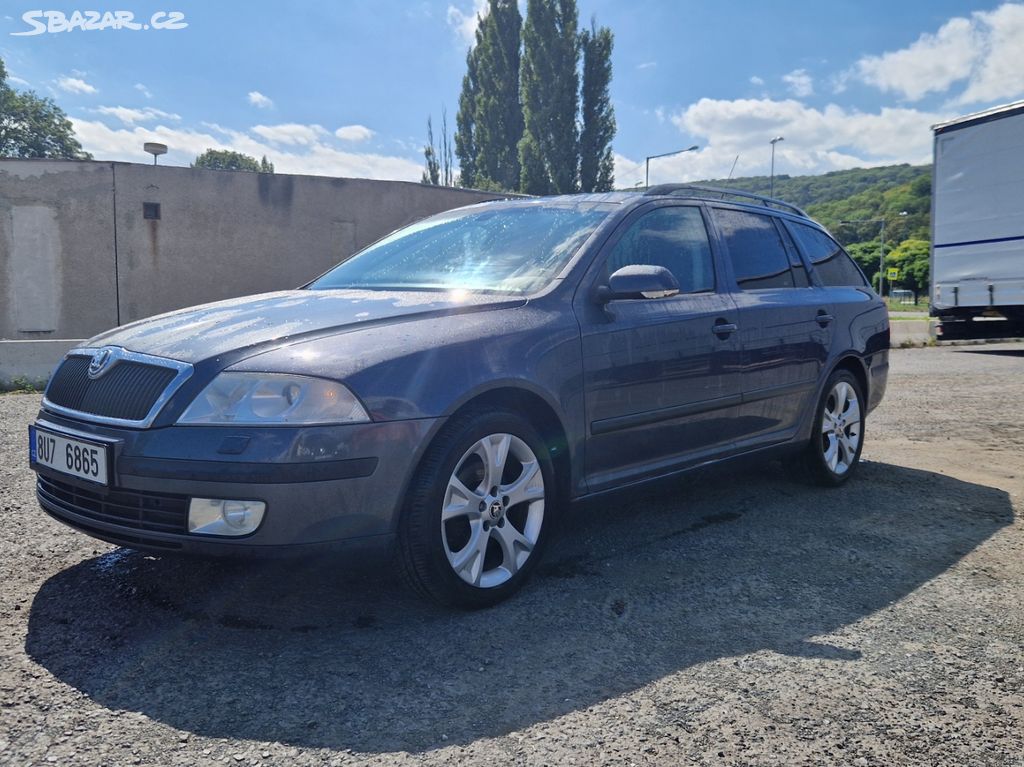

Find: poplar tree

[454,49,479,188]
[579,20,615,192]
[518,0,580,195]
[472,0,523,190]
[421,116,440,185]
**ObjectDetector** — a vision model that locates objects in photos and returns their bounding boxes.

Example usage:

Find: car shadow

[25,460,1012,753]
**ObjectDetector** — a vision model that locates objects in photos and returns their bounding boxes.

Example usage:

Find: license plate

[29,425,110,486]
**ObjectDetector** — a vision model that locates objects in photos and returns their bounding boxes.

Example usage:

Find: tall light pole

[769,136,784,198]
[645,145,699,189]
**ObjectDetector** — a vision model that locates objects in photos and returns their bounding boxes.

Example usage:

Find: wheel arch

[443,385,573,507]
[795,353,871,445]
[831,354,870,404]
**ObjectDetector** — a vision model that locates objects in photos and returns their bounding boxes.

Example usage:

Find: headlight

[177,372,370,425]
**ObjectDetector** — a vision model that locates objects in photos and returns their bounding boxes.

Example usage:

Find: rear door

[573,203,743,490]
[709,207,832,446]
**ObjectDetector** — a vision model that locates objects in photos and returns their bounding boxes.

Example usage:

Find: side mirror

[597,265,680,302]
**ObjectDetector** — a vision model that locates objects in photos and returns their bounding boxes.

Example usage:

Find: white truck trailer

[931,100,1024,339]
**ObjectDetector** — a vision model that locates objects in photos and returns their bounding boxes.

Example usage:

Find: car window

[789,222,869,287]
[776,220,810,288]
[713,209,795,290]
[308,205,611,295]
[605,207,714,294]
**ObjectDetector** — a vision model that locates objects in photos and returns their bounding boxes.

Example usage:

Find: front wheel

[398,408,555,608]
[789,370,865,486]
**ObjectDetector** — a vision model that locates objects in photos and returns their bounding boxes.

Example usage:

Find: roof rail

[643,184,807,217]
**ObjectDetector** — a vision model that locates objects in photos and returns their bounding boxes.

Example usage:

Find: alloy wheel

[821,380,862,475]
[441,433,545,588]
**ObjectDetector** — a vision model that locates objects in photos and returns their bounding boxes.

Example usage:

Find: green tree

[0,58,91,159]
[193,149,273,172]
[421,109,454,186]
[886,238,930,302]
[421,116,440,185]
[472,0,523,191]
[846,240,884,287]
[455,48,479,188]
[519,0,580,194]
[578,19,614,192]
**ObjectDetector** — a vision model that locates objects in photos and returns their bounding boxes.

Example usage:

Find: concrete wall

[0,159,505,382]
[109,164,503,324]
[0,161,119,340]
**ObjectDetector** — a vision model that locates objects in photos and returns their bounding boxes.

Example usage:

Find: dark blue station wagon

[30,185,889,607]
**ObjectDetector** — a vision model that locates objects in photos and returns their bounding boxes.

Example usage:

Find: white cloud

[70,119,423,181]
[247,90,274,109]
[637,61,657,70]
[8,75,30,88]
[446,0,488,46]
[749,75,764,87]
[134,83,153,99]
[94,106,181,125]
[615,96,951,187]
[856,16,978,101]
[855,3,1024,105]
[56,76,97,95]
[335,124,375,142]
[782,68,814,98]
[251,123,327,146]
[955,3,1024,105]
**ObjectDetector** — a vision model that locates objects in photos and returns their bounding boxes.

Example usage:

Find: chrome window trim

[42,346,194,429]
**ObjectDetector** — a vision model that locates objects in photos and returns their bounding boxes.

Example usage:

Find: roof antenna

[726,155,739,182]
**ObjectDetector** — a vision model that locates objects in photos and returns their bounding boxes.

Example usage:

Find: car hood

[85,289,526,364]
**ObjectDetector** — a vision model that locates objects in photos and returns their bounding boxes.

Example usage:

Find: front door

[573,203,743,491]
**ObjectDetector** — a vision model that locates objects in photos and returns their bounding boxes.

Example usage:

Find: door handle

[816,311,834,327]
[713,320,738,336]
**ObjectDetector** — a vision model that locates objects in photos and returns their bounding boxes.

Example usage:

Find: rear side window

[776,222,810,288]
[789,223,868,287]
[713,209,795,290]
[606,206,714,294]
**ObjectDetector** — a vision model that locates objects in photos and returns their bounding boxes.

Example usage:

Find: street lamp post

[769,136,784,198]
[645,145,699,189]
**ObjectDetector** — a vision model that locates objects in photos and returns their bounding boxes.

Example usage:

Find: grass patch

[0,376,44,394]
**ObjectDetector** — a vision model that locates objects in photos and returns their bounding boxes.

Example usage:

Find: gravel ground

[1,344,1022,766]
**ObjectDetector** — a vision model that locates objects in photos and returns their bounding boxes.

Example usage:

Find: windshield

[308,204,611,294]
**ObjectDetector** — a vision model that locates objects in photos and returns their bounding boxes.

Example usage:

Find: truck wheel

[398,407,555,608]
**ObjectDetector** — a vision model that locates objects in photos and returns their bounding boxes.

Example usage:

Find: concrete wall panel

[0,160,117,339]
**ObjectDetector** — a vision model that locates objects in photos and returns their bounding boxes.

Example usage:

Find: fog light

[188,498,266,537]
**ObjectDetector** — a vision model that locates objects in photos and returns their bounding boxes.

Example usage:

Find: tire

[397,407,556,608]
[788,370,865,487]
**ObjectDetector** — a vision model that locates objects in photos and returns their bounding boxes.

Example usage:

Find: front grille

[37,474,189,536]
[46,355,179,422]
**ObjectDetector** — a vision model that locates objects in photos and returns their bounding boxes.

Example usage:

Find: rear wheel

[398,408,554,608]
[789,370,865,486]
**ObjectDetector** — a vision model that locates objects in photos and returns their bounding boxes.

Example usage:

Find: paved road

[1,344,1022,766]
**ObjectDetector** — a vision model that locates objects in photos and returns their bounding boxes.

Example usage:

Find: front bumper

[31,410,442,557]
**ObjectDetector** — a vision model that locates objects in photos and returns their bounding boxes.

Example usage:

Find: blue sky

[2,1,1022,186]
